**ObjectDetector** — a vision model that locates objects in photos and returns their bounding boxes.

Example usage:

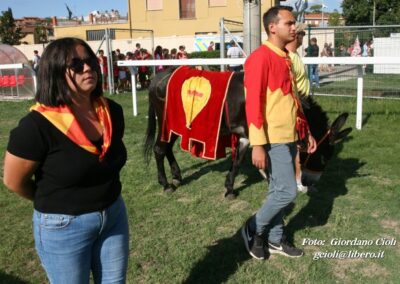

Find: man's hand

[252,145,267,169]
[307,133,317,154]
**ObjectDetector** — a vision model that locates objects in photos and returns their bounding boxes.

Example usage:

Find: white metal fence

[118,56,400,130]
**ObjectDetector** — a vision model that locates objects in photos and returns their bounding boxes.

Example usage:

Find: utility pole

[243,0,261,55]
[128,0,132,38]
[372,0,376,26]
[321,2,325,27]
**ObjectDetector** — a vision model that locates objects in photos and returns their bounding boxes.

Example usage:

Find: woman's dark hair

[35,37,102,106]
[262,6,293,35]
[154,45,163,57]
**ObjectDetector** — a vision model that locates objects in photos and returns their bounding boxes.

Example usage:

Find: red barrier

[9,75,17,87]
[17,74,25,85]
[2,75,10,87]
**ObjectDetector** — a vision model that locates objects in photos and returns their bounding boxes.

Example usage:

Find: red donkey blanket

[161,66,234,160]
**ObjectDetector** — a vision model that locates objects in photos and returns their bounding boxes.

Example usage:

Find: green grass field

[319,73,400,98]
[0,92,399,283]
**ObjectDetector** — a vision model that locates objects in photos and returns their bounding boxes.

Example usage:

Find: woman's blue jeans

[33,195,129,284]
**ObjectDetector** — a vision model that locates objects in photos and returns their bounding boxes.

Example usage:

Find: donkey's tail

[143,100,157,165]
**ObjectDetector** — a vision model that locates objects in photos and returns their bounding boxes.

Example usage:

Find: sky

[0,0,128,19]
[283,0,343,12]
[0,0,342,19]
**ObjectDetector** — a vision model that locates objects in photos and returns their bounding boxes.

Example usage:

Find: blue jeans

[33,196,129,284]
[310,64,320,87]
[252,143,297,244]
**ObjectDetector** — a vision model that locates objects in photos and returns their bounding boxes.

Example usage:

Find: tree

[309,4,322,13]
[342,0,400,25]
[328,9,342,26]
[0,8,24,45]
[374,0,400,25]
[34,23,48,44]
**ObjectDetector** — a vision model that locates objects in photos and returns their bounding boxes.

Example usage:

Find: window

[86,29,115,41]
[209,0,226,7]
[180,0,195,19]
[147,0,163,11]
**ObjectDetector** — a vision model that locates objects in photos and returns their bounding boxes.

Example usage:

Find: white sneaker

[297,183,308,193]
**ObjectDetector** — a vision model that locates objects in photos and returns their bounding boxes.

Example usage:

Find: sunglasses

[68,57,99,73]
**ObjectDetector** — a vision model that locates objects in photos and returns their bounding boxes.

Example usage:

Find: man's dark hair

[35,37,102,106]
[262,6,293,35]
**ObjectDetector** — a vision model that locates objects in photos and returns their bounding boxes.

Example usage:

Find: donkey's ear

[331,113,349,134]
[330,127,352,145]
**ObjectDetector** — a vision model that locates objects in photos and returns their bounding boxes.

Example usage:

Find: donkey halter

[303,128,331,168]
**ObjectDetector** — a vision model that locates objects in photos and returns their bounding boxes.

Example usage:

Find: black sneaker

[241,217,266,260]
[268,241,304,258]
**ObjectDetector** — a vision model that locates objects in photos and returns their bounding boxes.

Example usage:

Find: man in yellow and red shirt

[241,6,316,260]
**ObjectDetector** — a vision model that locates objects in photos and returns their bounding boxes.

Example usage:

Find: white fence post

[131,73,137,116]
[356,65,364,130]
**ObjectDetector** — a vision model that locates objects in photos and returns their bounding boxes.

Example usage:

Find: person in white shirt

[33,50,40,74]
[227,41,244,72]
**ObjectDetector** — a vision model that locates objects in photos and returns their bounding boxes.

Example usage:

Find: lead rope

[303,128,331,167]
[285,56,310,142]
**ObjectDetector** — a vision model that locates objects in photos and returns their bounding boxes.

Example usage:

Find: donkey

[144,67,352,198]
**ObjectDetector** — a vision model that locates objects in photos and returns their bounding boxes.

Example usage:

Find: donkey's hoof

[224,191,237,200]
[164,186,175,194]
[171,178,182,188]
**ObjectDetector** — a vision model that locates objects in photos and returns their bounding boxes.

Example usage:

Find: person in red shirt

[97,49,108,91]
[207,41,215,51]
[136,48,151,89]
[177,45,188,59]
[170,48,178,59]
[154,45,165,73]
[241,6,316,260]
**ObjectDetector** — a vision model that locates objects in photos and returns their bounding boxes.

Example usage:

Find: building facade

[129,0,278,37]
[53,1,279,43]
[15,17,53,45]
[15,1,281,58]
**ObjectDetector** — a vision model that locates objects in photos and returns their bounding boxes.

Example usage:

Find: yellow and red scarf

[30,97,112,161]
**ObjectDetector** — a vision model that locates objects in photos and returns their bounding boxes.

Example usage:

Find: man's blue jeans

[253,143,297,244]
[33,195,129,284]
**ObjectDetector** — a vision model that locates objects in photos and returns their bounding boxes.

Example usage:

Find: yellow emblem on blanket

[181,76,211,128]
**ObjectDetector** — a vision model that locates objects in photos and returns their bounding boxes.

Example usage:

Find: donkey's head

[300,98,352,186]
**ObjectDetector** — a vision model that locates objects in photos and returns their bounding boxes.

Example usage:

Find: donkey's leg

[224,137,250,199]
[154,141,175,193]
[165,136,182,189]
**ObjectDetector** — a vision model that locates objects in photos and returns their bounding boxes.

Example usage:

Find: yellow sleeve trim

[248,123,267,145]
